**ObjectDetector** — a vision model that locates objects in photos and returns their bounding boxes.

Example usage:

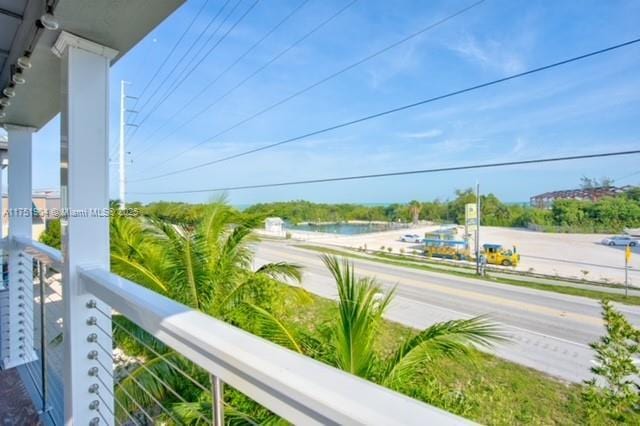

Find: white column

[2,125,37,369]
[53,31,118,425]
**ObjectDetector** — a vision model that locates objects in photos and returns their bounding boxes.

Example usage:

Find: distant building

[530,186,631,209]
[1,190,61,239]
[265,217,284,234]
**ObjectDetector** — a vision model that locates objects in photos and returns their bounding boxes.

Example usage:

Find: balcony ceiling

[0,1,28,81]
[0,0,185,130]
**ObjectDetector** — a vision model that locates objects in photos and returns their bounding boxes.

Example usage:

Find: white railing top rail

[79,266,472,426]
[11,236,64,270]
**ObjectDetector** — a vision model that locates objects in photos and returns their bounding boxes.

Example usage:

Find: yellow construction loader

[481,244,520,267]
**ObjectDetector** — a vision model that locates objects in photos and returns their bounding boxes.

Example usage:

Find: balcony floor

[0,368,41,425]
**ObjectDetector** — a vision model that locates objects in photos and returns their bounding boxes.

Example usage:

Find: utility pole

[118,80,137,209]
[119,80,127,209]
[475,182,481,275]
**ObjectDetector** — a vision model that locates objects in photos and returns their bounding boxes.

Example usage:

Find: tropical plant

[109,201,304,422]
[39,218,61,249]
[253,255,504,385]
[111,202,302,315]
[409,200,421,224]
[582,300,640,421]
[324,256,504,383]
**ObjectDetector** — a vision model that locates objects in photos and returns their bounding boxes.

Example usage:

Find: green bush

[39,219,61,249]
[582,300,640,422]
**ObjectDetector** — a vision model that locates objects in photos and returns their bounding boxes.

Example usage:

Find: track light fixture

[17,53,32,69]
[39,6,60,31]
[3,86,16,98]
[0,97,10,107]
[12,70,25,85]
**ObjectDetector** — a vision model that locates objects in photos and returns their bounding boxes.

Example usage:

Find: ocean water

[286,221,408,235]
[233,202,393,211]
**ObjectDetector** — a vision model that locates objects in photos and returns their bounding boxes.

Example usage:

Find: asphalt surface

[253,241,640,383]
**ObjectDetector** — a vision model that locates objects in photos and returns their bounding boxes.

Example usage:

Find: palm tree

[409,200,421,225]
[254,255,504,386]
[321,255,504,385]
[111,201,302,316]
[109,201,304,422]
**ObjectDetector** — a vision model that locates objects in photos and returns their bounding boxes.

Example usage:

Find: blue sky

[25,0,640,205]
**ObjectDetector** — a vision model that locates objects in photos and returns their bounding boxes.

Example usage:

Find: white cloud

[399,129,443,139]
[450,34,527,74]
[512,137,526,155]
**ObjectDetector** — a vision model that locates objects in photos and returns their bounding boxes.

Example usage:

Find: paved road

[253,241,640,383]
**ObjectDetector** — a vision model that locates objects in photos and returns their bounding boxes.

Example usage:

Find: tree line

[244,187,640,233]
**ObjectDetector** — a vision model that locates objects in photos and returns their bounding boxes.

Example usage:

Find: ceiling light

[0,98,10,107]
[40,7,59,31]
[3,87,15,98]
[12,70,25,85]
[17,54,32,69]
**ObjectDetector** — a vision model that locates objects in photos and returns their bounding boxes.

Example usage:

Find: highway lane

[253,241,640,383]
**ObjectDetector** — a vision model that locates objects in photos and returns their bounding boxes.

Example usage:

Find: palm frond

[112,315,169,356]
[321,255,393,377]
[214,277,253,316]
[255,261,303,283]
[169,401,213,425]
[156,221,211,309]
[111,253,169,294]
[115,352,181,422]
[243,303,304,353]
[381,316,506,387]
[198,200,233,259]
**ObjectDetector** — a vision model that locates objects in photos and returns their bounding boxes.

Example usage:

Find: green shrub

[582,300,640,422]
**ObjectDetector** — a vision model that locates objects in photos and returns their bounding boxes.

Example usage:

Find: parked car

[601,235,638,246]
[400,234,422,243]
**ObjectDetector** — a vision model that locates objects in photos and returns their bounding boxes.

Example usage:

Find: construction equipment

[482,244,520,267]
[423,239,469,260]
[422,237,520,267]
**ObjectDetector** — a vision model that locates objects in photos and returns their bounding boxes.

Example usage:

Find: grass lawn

[296,244,640,306]
[284,294,637,425]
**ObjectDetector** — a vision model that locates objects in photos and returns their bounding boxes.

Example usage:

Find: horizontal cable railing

[9,238,66,425]
[13,236,64,270]
[80,266,468,425]
[6,236,471,425]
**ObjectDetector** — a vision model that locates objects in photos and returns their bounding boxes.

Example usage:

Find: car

[601,235,638,246]
[400,234,422,243]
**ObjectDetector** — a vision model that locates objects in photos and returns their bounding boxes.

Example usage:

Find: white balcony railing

[1,235,471,425]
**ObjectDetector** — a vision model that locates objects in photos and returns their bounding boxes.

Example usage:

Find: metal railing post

[211,375,224,426]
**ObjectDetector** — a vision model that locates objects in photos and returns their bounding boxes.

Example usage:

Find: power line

[130,0,313,160]
[131,0,358,163]
[129,150,640,195]
[132,0,485,175]
[128,0,238,145]
[124,2,217,142]
[130,36,640,183]
[131,0,211,112]
[130,0,233,123]
[128,0,260,146]
[615,170,640,183]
